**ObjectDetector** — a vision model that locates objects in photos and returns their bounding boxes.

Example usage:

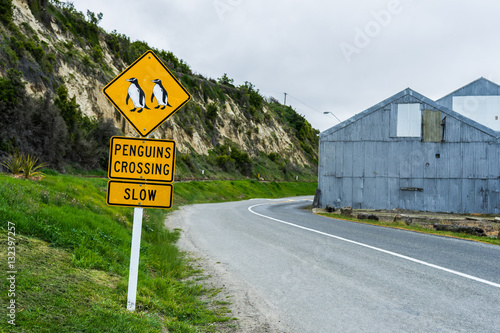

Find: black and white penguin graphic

[151,79,171,110]
[125,78,150,113]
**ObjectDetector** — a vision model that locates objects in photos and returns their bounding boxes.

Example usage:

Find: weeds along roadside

[317,212,500,246]
[0,172,317,332]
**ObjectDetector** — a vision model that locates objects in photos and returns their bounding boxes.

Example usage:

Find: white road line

[248,202,500,289]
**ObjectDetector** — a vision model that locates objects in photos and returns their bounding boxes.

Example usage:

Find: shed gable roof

[320,87,500,139]
[437,77,500,102]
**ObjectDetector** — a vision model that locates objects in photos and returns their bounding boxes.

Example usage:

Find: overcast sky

[71,0,500,132]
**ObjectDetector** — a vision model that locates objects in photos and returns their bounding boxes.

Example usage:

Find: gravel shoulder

[165,205,292,333]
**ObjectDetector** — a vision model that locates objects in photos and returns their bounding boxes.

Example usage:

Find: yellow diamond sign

[103,50,191,137]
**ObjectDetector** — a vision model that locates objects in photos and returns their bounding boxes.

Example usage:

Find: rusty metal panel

[423,110,442,142]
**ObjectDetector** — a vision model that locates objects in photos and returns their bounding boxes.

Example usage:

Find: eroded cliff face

[154,97,306,164]
[9,0,310,166]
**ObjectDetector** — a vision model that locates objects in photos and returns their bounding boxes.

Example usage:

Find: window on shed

[397,103,421,137]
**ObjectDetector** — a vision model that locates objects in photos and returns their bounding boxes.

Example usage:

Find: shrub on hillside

[0,70,120,171]
[0,0,13,25]
[206,102,218,122]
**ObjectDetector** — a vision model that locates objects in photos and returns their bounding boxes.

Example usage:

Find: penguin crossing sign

[108,136,176,183]
[103,51,190,312]
[103,50,191,137]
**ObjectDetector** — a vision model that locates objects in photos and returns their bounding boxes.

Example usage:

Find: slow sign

[108,136,176,183]
[107,181,173,209]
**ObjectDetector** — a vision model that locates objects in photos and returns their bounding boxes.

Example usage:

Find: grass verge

[0,172,317,332]
[317,212,500,246]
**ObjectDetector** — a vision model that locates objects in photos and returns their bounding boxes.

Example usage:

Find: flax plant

[21,154,47,179]
[0,152,24,174]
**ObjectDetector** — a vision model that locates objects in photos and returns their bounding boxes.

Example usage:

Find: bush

[215,154,235,172]
[54,85,88,133]
[230,146,252,176]
[0,69,25,106]
[268,152,279,163]
[91,45,103,62]
[239,81,263,109]
[218,73,234,87]
[206,102,218,122]
[27,93,69,167]
[0,0,13,25]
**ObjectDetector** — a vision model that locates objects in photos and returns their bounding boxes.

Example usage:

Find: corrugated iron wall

[318,96,500,214]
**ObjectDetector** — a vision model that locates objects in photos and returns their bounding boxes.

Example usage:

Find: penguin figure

[151,79,172,110]
[126,78,150,113]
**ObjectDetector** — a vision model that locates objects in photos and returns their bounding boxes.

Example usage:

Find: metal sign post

[127,207,143,311]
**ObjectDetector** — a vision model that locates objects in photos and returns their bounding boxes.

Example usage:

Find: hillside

[0,0,319,180]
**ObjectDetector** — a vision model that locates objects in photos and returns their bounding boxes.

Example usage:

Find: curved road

[176,196,500,332]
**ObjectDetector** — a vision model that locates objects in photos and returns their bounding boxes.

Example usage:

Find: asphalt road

[178,196,500,332]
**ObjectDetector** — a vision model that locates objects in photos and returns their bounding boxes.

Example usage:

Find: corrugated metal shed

[318,88,500,214]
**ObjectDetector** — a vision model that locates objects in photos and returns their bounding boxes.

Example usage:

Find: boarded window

[397,104,421,137]
[423,110,441,142]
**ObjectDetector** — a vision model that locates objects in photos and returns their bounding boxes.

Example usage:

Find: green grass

[318,213,500,246]
[0,172,317,332]
[174,179,316,206]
